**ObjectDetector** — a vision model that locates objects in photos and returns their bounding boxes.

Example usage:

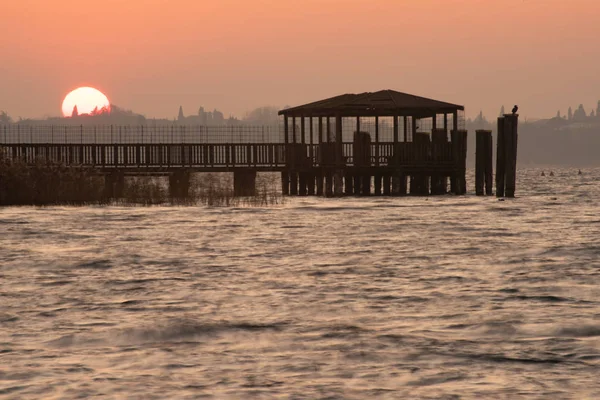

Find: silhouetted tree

[568,106,573,121]
[178,106,185,122]
[499,105,505,116]
[0,111,12,124]
[597,101,600,118]
[556,110,561,119]
[71,105,79,117]
[591,110,596,118]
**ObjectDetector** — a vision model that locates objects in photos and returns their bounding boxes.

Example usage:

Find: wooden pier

[0,91,519,199]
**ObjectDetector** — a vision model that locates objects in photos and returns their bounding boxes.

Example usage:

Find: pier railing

[1,142,455,170]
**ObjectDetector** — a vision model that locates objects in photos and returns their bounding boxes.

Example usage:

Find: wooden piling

[496,117,506,197]
[484,131,494,195]
[298,172,307,196]
[345,172,354,195]
[383,174,391,195]
[476,130,493,196]
[374,174,382,196]
[281,171,289,195]
[307,173,316,195]
[504,114,519,197]
[290,172,298,195]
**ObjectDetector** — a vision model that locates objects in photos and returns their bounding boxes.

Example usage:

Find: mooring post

[504,114,519,197]
[484,131,494,195]
[496,117,506,197]
[451,130,468,195]
[475,130,485,196]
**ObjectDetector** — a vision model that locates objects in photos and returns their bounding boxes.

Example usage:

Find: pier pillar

[475,130,493,196]
[374,174,382,196]
[169,170,191,198]
[496,117,506,197]
[316,171,324,196]
[451,130,468,195]
[504,114,519,197]
[431,129,448,195]
[103,170,125,200]
[306,172,316,195]
[289,172,298,195]
[298,172,307,196]
[325,171,333,197]
[383,174,391,195]
[334,171,344,196]
[361,175,371,195]
[345,172,354,195]
[233,170,256,197]
[281,171,290,195]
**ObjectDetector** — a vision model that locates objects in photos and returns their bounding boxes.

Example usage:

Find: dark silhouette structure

[512,105,518,115]
[1,90,521,198]
[278,90,468,196]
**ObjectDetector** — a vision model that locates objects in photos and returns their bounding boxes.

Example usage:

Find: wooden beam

[393,115,399,144]
[292,116,297,144]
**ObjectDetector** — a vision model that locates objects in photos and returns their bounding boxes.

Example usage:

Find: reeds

[0,156,284,207]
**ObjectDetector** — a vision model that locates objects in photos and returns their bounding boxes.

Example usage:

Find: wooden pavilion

[278,90,468,196]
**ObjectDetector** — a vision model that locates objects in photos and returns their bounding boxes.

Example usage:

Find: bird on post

[512,105,519,114]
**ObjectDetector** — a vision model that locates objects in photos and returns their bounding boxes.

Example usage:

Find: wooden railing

[1,141,456,169]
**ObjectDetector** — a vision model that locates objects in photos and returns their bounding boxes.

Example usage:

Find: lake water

[1,168,599,399]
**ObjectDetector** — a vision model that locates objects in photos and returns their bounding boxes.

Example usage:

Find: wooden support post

[362,175,371,195]
[496,117,506,197]
[326,117,331,143]
[309,117,314,161]
[375,116,380,166]
[292,117,297,144]
[334,115,344,196]
[290,172,298,195]
[306,172,315,195]
[475,130,485,196]
[476,130,493,196]
[325,171,333,197]
[393,115,399,144]
[353,174,361,195]
[444,113,448,134]
[453,111,458,132]
[485,132,494,195]
[403,116,408,142]
[374,174,382,196]
[298,172,307,196]
[451,130,468,195]
[504,114,519,197]
[432,114,437,131]
[345,172,354,195]
[318,117,323,145]
[301,116,305,145]
[281,171,289,195]
[316,171,324,196]
[383,174,391,195]
[431,129,448,195]
[399,174,408,195]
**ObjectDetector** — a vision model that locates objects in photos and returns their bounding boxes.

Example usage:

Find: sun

[62,87,110,117]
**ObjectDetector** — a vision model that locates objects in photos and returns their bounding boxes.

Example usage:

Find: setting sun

[61,87,110,117]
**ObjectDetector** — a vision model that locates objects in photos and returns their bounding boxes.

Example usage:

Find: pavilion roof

[278,90,464,117]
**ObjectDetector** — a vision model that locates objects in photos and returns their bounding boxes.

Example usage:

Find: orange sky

[2,0,599,120]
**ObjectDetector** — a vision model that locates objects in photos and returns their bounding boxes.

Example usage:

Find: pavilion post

[326,117,331,143]
[375,116,380,166]
[301,116,306,145]
[393,115,399,144]
[309,117,314,160]
[318,117,323,145]
[334,114,344,195]
[432,114,437,131]
[412,116,418,138]
[453,111,458,131]
[403,116,408,142]
[292,117,297,144]
[444,113,448,135]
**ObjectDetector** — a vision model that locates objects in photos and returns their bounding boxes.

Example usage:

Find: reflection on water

[1,168,600,398]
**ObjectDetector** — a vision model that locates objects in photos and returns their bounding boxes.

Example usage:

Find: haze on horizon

[2,0,598,120]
